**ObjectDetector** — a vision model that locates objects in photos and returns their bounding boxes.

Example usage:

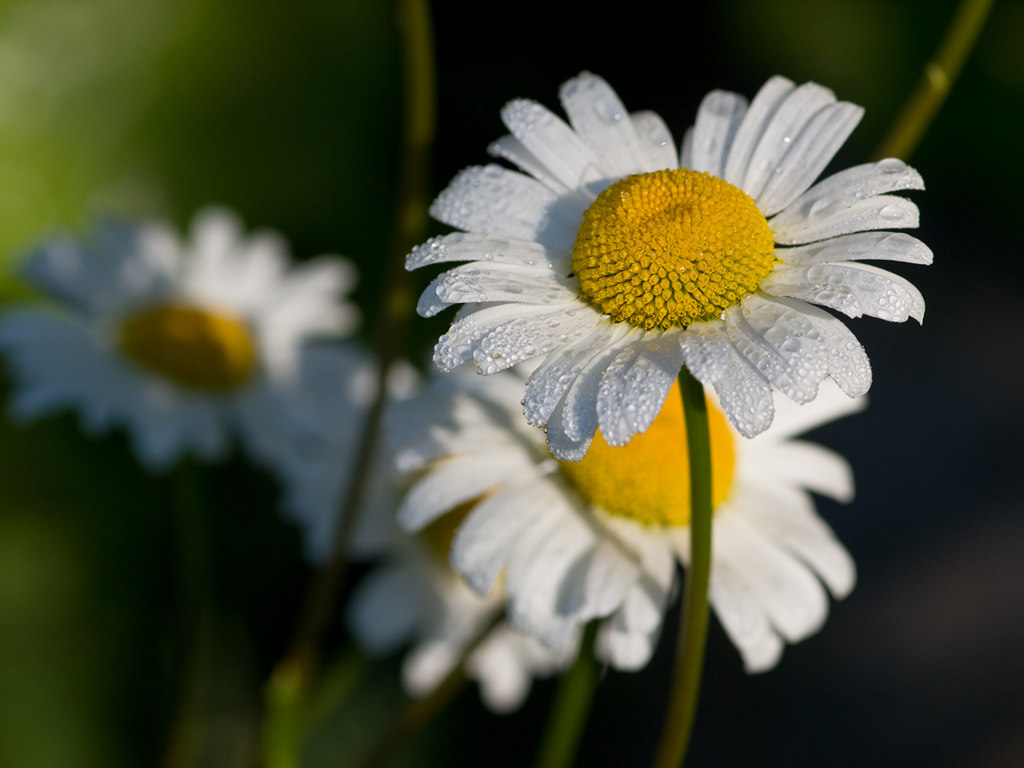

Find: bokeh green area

[0,1,1022,767]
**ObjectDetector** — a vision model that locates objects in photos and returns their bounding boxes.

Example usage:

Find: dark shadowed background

[0,1,1020,767]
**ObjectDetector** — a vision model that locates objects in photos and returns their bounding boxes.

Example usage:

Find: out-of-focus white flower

[274,358,573,712]
[394,367,863,673]
[0,207,358,473]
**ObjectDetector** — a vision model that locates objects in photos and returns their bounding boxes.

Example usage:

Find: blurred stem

[651,370,712,768]
[264,646,372,768]
[348,613,500,768]
[533,623,600,768]
[873,0,994,161]
[263,0,436,763]
[162,458,252,768]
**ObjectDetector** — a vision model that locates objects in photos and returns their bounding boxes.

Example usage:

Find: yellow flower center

[558,382,736,527]
[119,304,256,391]
[571,169,776,330]
[419,499,475,562]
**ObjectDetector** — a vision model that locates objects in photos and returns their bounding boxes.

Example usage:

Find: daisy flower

[272,360,573,712]
[0,207,358,473]
[347,494,576,713]
[409,72,929,459]
[395,366,863,673]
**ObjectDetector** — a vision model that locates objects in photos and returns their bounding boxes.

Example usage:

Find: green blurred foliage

[0,0,1020,767]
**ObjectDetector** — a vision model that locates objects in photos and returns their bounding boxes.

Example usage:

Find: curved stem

[263,0,436,763]
[348,612,501,768]
[873,0,994,161]
[651,369,712,768]
[533,623,600,768]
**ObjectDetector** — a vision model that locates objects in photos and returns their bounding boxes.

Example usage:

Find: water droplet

[879,205,905,221]
[877,158,907,174]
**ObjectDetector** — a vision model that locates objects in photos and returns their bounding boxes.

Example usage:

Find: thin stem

[263,1,436,762]
[348,613,501,768]
[533,623,600,768]
[873,0,994,161]
[651,369,712,768]
[266,0,436,695]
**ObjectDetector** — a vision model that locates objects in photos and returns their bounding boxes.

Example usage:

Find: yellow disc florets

[558,383,736,527]
[119,303,256,391]
[571,169,776,330]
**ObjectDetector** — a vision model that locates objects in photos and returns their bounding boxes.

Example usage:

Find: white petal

[430,164,580,249]
[347,563,426,653]
[596,332,683,446]
[472,301,602,374]
[396,453,524,532]
[708,562,784,673]
[723,295,830,404]
[559,72,648,178]
[546,327,644,460]
[748,440,855,502]
[628,110,678,171]
[595,609,660,671]
[504,510,596,647]
[488,134,574,195]
[771,159,925,244]
[723,75,796,187]
[432,301,576,372]
[761,377,867,438]
[762,298,872,398]
[686,89,748,177]
[774,195,920,245]
[555,535,641,620]
[500,98,608,196]
[778,231,933,266]
[417,262,576,317]
[755,101,864,216]
[407,232,565,271]
[741,81,838,202]
[403,641,460,697]
[715,513,829,643]
[523,320,624,427]
[764,261,925,323]
[450,479,564,595]
[679,322,775,438]
[469,632,535,713]
[733,487,856,598]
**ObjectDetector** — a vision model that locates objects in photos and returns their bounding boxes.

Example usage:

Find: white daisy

[409,72,929,459]
[0,207,359,473]
[347,503,576,713]
[395,366,863,673]
[271,359,575,712]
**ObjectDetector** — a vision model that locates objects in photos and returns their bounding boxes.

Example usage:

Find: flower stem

[533,623,600,768]
[349,613,501,768]
[262,0,436,762]
[873,0,994,161]
[651,369,712,768]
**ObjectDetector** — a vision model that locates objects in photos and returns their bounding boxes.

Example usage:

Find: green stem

[873,0,994,161]
[262,1,436,763]
[651,369,712,768]
[533,623,600,768]
[348,613,500,768]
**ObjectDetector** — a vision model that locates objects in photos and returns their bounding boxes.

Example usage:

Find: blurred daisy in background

[272,361,573,712]
[395,366,863,673]
[0,206,359,473]
[410,72,929,460]
[346,497,577,713]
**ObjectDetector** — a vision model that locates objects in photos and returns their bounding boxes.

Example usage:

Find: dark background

[0,1,1020,766]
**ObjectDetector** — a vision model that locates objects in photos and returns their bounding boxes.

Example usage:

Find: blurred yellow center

[119,304,256,391]
[571,169,776,330]
[419,500,475,562]
[558,383,736,527]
